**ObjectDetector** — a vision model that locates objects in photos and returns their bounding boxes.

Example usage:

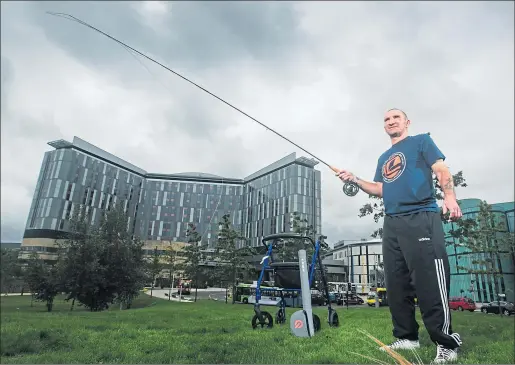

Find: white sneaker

[379,338,420,351]
[431,345,458,364]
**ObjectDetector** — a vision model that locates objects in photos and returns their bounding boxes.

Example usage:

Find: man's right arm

[336,157,384,197]
[336,171,383,197]
[356,156,384,198]
[355,177,383,198]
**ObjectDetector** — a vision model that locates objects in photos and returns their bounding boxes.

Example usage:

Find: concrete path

[143,288,229,302]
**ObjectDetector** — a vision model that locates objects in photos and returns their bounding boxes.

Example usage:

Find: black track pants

[382,211,462,349]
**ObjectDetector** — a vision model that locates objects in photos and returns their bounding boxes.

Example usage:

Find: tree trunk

[231,268,236,305]
[194,271,198,302]
[46,299,53,312]
[491,252,503,317]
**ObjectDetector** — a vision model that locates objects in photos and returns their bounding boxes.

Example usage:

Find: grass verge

[1,294,513,364]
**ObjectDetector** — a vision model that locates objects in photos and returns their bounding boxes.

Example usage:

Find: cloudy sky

[1,1,513,245]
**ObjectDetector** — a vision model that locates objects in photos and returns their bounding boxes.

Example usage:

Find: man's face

[383,109,410,138]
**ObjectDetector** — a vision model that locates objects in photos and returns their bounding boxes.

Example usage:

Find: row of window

[246,164,317,188]
[148,191,242,210]
[246,176,320,206]
[332,244,383,260]
[148,180,244,196]
[41,149,143,190]
[448,272,513,303]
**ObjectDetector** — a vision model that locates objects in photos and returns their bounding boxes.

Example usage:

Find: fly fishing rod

[46,11,360,196]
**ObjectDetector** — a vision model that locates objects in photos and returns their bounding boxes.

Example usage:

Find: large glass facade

[24,147,143,235]
[140,179,244,246]
[22,137,322,250]
[243,163,321,247]
[443,198,515,303]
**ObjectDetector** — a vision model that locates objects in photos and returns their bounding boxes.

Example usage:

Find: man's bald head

[383,108,410,142]
[387,108,408,120]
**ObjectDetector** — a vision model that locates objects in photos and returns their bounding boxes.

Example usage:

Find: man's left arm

[431,160,456,199]
[421,134,462,219]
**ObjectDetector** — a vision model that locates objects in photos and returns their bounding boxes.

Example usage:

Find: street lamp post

[374,261,380,308]
[168,242,176,301]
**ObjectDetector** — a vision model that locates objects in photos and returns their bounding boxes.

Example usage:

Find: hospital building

[20,136,322,260]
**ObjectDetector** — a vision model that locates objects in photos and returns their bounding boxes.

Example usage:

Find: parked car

[337,294,364,305]
[311,292,327,306]
[449,296,476,312]
[480,301,515,316]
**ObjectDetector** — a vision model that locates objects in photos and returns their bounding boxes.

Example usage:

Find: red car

[449,296,476,312]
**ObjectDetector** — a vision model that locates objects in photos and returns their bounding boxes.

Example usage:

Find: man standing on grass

[336,108,463,364]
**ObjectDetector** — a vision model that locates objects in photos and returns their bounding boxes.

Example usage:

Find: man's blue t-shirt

[373,133,445,216]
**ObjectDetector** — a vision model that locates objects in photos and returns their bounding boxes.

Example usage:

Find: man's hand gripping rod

[328,166,360,197]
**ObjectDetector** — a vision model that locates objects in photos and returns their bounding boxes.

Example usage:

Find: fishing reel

[342,181,359,197]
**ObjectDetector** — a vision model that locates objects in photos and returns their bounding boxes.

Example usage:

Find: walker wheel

[313,314,321,332]
[251,311,273,329]
[275,310,286,324]
[343,182,359,196]
[328,310,339,327]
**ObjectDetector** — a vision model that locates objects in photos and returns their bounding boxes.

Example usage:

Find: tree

[358,171,468,238]
[215,214,256,302]
[448,200,515,314]
[56,204,110,311]
[24,252,60,312]
[277,212,329,262]
[57,203,147,311]
[180,223,206,302]
[164,241,181,297]
[147,247,162,298]
[369,261,385,287]
[97,203,147,310]
[1,248,24,294]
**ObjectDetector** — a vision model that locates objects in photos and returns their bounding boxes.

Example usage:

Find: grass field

[1,294,514,364]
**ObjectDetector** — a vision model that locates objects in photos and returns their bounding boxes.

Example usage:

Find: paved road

[144,288,229,302]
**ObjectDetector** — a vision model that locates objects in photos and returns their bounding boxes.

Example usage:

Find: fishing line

[118,38,223,244]
[124,46,224,246]
[46,11,359,197]
[117,43,223,244]
[123,42,226,245]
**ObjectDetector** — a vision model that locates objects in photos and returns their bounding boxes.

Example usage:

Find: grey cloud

[0,224,23,243]
[23,1,304,69]
[1,56,14,117]
[5,0,307,140]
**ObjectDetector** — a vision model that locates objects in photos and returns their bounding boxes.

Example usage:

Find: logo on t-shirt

[382,152,406,183]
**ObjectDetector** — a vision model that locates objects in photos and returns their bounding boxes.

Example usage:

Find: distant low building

[0,242,21,250]
[323,238,382,294]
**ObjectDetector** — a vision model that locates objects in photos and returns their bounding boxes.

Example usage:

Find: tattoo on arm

[443,177,454,191]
